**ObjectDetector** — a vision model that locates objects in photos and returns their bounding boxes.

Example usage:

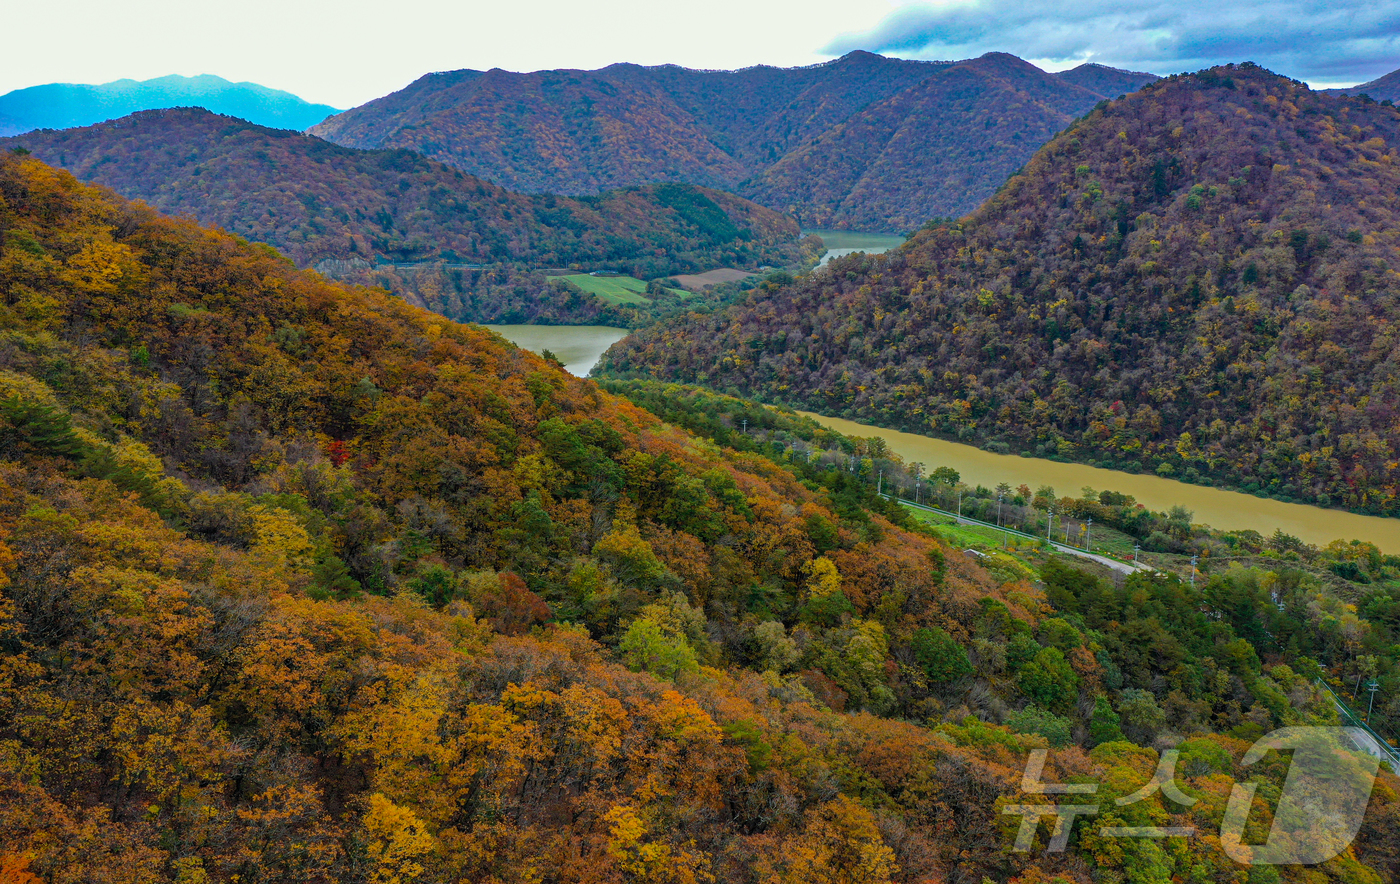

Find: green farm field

[548,273,688,306]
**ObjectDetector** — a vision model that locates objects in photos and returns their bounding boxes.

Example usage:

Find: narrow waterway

[484,325,630,377]
[804,228,906,267]
[801,411,1400,552]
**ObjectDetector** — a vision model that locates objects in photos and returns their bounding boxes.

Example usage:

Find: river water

[483,250,1400,551]
[801,412,1400,552]
[805,229,907,267]
[483,325,630,377]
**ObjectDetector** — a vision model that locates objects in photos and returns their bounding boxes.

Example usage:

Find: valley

[605,65,1400,520]
[7,36,1400,883]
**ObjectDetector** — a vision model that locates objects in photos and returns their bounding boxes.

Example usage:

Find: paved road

[1315,680,1400,769]
[1345,726,1397,766]
[894,498,1155,576]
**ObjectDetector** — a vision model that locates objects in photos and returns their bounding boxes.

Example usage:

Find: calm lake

[805,229,907,267]
[802,412,1400,552]
[484,325,630,377]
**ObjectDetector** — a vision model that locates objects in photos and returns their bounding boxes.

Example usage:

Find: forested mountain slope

[1,108,814,323]
[740,53,1115,230]
[1055,62,1161,98]
[308,51,942,194]
[0,74,338,136]
[602,64,1400,516]
[310,52,1155,231]
[4,153,1398,882]
[1328,67,1400,103]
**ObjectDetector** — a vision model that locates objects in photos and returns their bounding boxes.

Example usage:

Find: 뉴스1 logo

[1004,726,1382,865]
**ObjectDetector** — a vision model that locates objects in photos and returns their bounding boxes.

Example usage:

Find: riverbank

[802,411,1400,553]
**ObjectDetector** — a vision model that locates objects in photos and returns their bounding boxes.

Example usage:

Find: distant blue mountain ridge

[0,74,339,136]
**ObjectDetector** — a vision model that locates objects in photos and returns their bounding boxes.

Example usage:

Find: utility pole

[878,469,884,496]
[1046,507,1054,543]
[741,418,747,435]
[957,491,962,522]
[1190,554,1199,588]
[1133,544,1140,565]
[1368,679,1380,721]
[998,494,1007,548]
[916,479,921,506]
[1086,517,1093,550]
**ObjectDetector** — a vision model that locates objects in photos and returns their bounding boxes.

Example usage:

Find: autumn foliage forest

[603,65,1400,517]
[308,52,1155,233]
[3,133,1400,884]
[741,54,1156,232]
[0,108,819,325]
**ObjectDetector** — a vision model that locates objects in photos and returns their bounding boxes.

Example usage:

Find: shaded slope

[1330,67,1400,103]
[312,52,1153,230]
[613,51,948,170]
[309,51,943,195]
[739,53,1117,230]
[602,64,1400,515]
[0,73,338,136]
[1055,62,1159,98]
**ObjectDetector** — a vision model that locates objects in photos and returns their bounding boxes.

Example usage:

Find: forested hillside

[1,108,816,324]
[5,152,1398,882]
[741,53,1113,231]
[0,74,339,137]
[602,64,1400,516]
[1054,62,1161,98]
[310,52,1154,231]
[1329,67,1400,103]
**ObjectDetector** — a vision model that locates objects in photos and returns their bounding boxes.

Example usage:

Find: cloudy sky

[826,0,1400,84]
[3,0,1395,108]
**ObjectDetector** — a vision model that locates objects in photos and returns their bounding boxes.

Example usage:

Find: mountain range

[0,73,340,136]
[601,63,1400,516]
[311,51,1159,231]
[1,108,814,323]
[4,70,1400,881]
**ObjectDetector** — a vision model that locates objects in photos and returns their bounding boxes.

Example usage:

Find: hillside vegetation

[743,54,1124,231]
[310,52,1155,232]
[1328,66,1400,103]
[601,64,1400,516]
[2,109,816,324]
[5,154,1400,881]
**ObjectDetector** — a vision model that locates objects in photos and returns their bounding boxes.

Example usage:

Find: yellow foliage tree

[604,804,712,884]
[804,556,843,600]
[363,793,437,884]
[771,796,897,884]
[247,503,316,579]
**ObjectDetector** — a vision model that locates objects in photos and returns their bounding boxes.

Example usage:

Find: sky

[3,0,1396,108]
